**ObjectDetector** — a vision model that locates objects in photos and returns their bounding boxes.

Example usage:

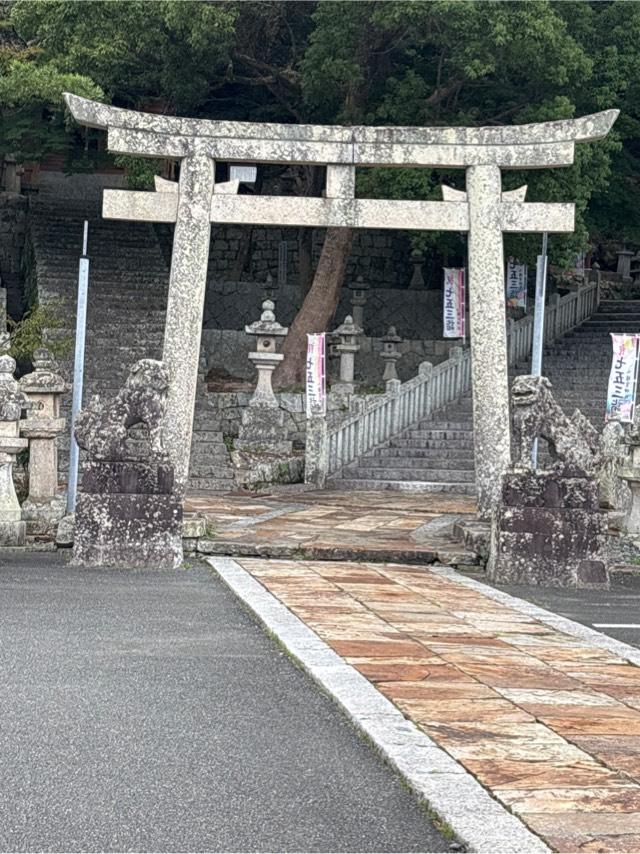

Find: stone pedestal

[237,299,291,453]
[621,442,640,534]
[617,249,634,282]
[332,315,362,396]
[19,348,67,535]
[73,461,182,568]
[489,468,608,588]
[72,358,182,568]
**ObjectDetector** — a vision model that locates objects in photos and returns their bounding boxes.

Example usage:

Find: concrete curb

[431,565,640,667]
[207,556,550,854]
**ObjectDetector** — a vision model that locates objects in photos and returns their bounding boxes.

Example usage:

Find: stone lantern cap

[382,325,402,346]
[19,348,67,394]
[333,315,363,340]
[348,275,370,294]
[245,300,288,338]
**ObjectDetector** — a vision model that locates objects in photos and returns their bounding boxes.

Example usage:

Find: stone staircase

[28,191,235,491]
[330,299,640,493]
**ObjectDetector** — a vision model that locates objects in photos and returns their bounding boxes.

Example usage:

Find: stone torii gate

[64,94,617,513]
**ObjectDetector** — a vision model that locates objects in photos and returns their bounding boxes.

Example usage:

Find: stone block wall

[201,328,462,387]
[204,226,413,289]
[206,390,360,446]
[0,192,28,319]
[203,281,445,342]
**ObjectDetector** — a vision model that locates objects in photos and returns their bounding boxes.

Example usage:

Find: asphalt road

[0,552,449,854]
[490,579,640,648]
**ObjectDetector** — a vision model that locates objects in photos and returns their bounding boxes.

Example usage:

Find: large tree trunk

[274,227,354,389]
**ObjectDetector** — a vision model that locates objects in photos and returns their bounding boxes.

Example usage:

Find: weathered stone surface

[512,375,601,475]
[73,492,182,569]
[0,354,28,545]
[72,360,183,569]
[63,91,618,516]
[74,359,168,462]
[19,348,67,526]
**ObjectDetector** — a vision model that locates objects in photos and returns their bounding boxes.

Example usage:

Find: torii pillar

[64,94,617,514]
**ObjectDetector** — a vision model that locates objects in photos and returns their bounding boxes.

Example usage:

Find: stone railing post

[304,415,328,487]
[332,315,362,396]
[0,354,28,545]
[549,292,561,338]
[19,348,67,534]
[591,262,602,307]
[349,276,369,330]
[418,360,434,417]
[237,299,292,454]
[449,345,464,399]
[381,325,402,393]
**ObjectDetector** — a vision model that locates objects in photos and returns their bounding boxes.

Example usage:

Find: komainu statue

[72,359,182,570]
[74,359,169,461]
[511,375,601,474]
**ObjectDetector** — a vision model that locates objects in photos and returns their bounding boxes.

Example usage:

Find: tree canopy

[1,0,639,261]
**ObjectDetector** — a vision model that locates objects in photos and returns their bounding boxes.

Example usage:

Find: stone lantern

[348,276,370,329]
[381,326,402,392]
[332,315,362,395]
[19,348,67,534]
[0,354,29,545]
[409,250,425,289]
[617,248,634,283]
[236,299,292,454]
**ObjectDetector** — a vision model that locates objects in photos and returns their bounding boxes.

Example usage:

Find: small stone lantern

[381,326,402,392]
[236,300,292,454]
[19,348,67,534]
[617,248,634,283]
[348,276,370,329]
[409,250,425,289]
[0,354,29,545]
[332,315,362,395]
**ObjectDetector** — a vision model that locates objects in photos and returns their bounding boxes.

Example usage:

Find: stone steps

[29,195,236,492]
[329,301,640,493]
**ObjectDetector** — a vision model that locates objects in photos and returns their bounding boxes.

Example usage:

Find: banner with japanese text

[306,333,326,418]
[506,258,527,310]
[606,333,640,422]
[443,268,466,339]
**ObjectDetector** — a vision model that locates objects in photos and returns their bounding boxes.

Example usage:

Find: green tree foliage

[300,0,636,265]
[1,0,639,260]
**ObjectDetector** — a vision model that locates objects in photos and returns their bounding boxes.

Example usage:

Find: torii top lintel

[64,93,617,170]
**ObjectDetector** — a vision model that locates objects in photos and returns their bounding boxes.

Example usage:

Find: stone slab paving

[187,489,477,564]
[210,555,640,853]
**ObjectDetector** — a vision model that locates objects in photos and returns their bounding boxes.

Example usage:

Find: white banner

[306,333,326,418]
[606,333,640,423]
[443,268,465,338]
[506,257,527,310]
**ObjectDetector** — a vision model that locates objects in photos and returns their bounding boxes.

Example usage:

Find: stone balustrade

[305,280,600,485]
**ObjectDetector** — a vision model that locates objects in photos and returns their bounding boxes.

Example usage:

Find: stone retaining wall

[0,192,28,319]
[201,328,462,387]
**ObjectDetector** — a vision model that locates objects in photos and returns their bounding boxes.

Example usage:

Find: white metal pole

[66,220,89,514]
[531,232,548,468]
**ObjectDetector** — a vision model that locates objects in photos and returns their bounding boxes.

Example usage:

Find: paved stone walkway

[186,489,477,564]
[232,557,640,853]
[0,553,450,853]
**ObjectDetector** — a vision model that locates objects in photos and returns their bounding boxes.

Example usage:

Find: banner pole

[531,232,549,468]
[66,220,89,514]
